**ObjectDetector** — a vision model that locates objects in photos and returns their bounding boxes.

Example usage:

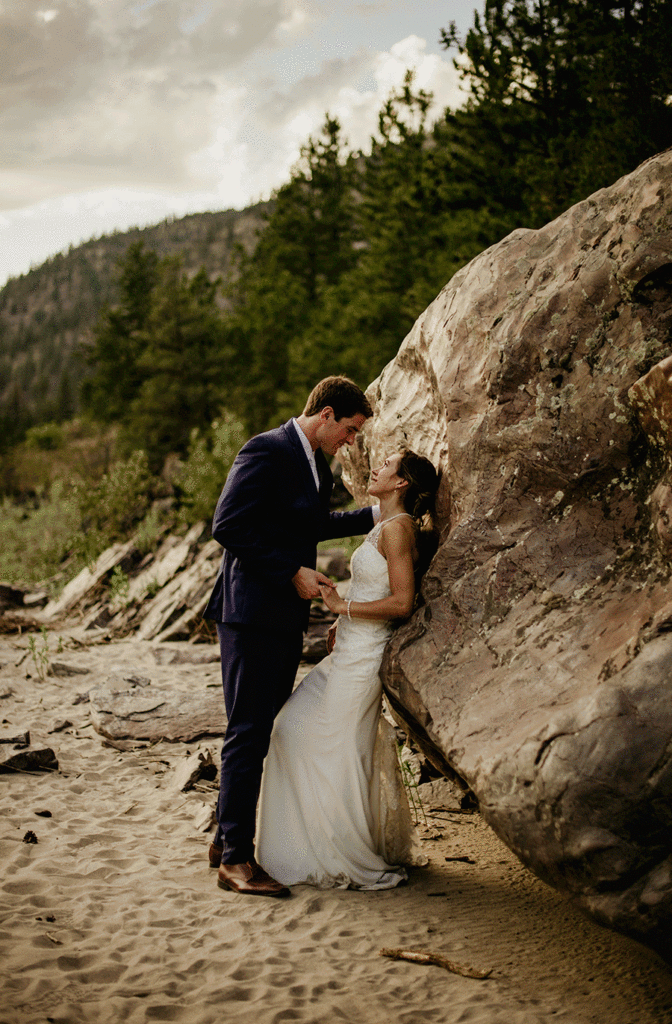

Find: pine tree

[81,241,159,423]
[441,1,672,215]
[124,260,232,467]
[225,117,358,432]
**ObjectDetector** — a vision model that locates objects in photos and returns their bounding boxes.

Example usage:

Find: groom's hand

[291,566,334,600]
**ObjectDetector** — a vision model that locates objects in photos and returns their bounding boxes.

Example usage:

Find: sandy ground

[1,629,672,1024]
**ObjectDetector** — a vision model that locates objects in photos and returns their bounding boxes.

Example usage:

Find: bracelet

[347,600,352,620]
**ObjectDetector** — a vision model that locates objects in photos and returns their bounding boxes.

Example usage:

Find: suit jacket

[203,420,375,632]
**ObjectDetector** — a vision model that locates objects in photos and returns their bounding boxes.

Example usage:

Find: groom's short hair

[304,376,373,421]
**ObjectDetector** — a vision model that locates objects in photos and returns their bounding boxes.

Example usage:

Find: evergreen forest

[1,0,671,587]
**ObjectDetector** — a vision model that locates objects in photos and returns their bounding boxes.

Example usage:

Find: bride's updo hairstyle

[397,449,441,586]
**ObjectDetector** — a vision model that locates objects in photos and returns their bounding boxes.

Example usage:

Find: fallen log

[89,681,226,742]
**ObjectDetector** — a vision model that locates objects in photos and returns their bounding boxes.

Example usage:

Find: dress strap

[365,512,413,548]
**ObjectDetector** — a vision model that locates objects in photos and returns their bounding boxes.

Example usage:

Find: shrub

[0,481,80,587]
[176,413,246,526]
[69,450,154,567]
[24,422,65,451]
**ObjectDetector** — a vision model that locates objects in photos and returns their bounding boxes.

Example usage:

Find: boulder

[341,150,672,954]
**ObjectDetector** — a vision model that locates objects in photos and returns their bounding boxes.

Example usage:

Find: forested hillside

[0,203,271,447]
[2,0,671,587]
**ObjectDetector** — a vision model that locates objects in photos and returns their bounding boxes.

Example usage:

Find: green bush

[176,413,246,526]
[0,480,80,587]
[134,503,170,555]
[69,450,153,568]
[0,451,160,589]
[24,422,65,451]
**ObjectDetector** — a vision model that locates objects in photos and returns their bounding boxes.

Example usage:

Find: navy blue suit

[204,420,374,863]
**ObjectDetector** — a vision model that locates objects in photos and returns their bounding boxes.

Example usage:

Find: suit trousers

[215,622,304,864]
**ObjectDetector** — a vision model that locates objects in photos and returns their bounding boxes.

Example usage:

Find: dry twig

[379,947,492,980]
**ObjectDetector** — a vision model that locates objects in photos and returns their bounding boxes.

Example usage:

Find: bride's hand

[319,583,345,616]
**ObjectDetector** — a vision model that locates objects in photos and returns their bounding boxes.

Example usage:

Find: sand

[1,630,672,1024]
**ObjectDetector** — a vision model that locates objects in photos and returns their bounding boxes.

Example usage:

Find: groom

[203,376,377,896]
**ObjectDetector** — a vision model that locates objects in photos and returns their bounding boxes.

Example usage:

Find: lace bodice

[347,534,391,604]
[364,512,412,554]
[341,514,412,632]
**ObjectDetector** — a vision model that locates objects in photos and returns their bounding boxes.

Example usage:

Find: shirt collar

[292,418,320,488]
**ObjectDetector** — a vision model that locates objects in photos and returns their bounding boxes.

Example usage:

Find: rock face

[342,150,672,954]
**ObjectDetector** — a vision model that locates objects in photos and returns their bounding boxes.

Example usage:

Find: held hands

[318,583,346,616]
[291,566,335,601]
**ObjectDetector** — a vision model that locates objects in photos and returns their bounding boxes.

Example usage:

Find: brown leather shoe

[217,858,290,897]
[208,842,223,868]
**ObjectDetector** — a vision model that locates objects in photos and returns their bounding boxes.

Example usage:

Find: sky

[0,1,479,286]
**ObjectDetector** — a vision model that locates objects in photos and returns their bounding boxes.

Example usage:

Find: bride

[256,449,440,890]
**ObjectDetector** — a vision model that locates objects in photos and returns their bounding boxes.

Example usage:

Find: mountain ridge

[0,201,272,438]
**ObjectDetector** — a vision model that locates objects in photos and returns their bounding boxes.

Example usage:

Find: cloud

[0,0,293,207]
[0,1,467,283]
[236,34,463,195]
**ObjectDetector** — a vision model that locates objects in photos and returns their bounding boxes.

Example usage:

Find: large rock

[342,150,672,954]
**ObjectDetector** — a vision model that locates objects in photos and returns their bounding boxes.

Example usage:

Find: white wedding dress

[256,518,425,890]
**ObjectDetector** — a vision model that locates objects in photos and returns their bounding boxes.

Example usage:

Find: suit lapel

[281,420,320,497]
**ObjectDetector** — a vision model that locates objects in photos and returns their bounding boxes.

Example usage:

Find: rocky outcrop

[342,150,672,954]
[37,523,222,642]
[35,522,350,654]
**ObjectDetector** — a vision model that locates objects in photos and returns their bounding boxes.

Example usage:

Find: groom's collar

[292,417,320,490]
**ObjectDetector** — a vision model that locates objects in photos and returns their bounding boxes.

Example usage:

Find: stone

[49,720,73,734]
[316,548,350,580]
[0,730,30,747]
[122,523,206,606]
[49,661,91,677]
[341,150,672,955]
[302,632,329,663]
[89,680,227,743]
[0,748,59,774]
[133,539,221,641]
[417,778,465,813]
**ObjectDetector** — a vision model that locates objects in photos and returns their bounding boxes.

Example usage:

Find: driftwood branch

[379,947,492,980]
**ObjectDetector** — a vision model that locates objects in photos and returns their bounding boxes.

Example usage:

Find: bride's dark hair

[397,449,440,526]
[397,449,441,587]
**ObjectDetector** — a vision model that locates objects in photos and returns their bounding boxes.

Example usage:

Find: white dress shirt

[292,418,320,489]
[291,417,380,523]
